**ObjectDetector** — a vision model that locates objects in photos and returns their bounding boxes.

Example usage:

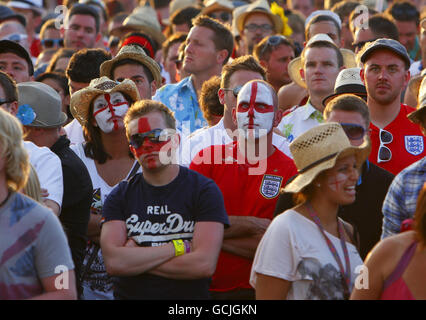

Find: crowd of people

[0,0,425,300]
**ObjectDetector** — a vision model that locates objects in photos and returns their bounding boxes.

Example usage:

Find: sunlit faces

[394,20,418,52]
[63,14,99,50]
[93,92,129,133]
[113,63,154,100]
[308,21,341,47]
[235,81,275,138]
[0,52,31,83]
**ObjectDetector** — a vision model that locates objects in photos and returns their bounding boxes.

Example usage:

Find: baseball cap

[360,38,411,70]
[0,40,34,76]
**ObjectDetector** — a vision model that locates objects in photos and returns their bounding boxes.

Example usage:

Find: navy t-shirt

[102,166,229,299]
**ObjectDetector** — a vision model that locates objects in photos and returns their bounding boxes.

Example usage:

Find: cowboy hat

[110,4,166,45]
[408,76,426,125]
[100,44,162,88]
[322,67,366,107]
[70,77,140,127]
[288,33,357,89]
[284,122,371,193]
[17,82,67,128]
[236,0,283,35]
[202,0,234,16]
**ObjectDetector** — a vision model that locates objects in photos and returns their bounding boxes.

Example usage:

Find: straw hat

[70,77,140,127]
[17,82,67,128]
[231,3,249,37]
[110,4,166,45]
[100,45,162,88]
[236,0,283,35]
[408,76,426,125]
[202,0,234,16]
[284,122,371,193]
[322,68,366,107]
[288,33,357,89]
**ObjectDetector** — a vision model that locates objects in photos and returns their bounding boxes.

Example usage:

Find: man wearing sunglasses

[360,38,425,175]
[190,79,297,300]
[100,100,229,300]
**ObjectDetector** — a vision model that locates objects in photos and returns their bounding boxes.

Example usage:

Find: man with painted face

[190,79,297,300]
[100,100,229,300]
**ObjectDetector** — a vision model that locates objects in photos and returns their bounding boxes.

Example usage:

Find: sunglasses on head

[208,12,231,22]
[352,39,376,51]
[259,35,290,56]
[340,123,366,140]
[223,85,243,98]
[129,128,173,149]
[41,38,64,48]
[377,128,393,163]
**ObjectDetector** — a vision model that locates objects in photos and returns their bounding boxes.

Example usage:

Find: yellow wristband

[172,239,185,256]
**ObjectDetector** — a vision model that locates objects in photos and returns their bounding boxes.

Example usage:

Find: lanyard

[306,202,351,298]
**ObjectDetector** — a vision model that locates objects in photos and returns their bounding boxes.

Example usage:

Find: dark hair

[84,92,135,163]
[349,6,378,36]
[66,3,101,33]
[192,15,234,65]
[305,14,341,41]
[221,55,266,88]
[253,35,295,61]
[66,48,111,83]
[110,58,154,84]
[414,183,426,246]
[323,94,370,128]
[199,76,223,126]
[46,48,76,73]
[368,14,399,41]
[171,5,202,27]
[302,41,344,68]
[386,0,420,26]
[35,71,70,98]
[0,70,18,102]
[162,32,187,60]
[331,1,360,22]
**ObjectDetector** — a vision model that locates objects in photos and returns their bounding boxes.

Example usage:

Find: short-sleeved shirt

[276,101,324,143]
[190,141,297,292]
[369,104,425,175]
[102,166,229,299]
[153,76,207,134]
[0,192,74,299]
[250,209,363,300]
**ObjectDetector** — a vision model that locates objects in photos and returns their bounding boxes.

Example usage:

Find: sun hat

[284,122,371,193]
[322,67,366,107]
[0,5,26,27]
[7,0,44,16]
[360,38,411,70]
[288,33,357,89]
[0,40,34,76]
[231,3,249,37]
[202,0,234,16]
[16,82,67,128]
[100,44,162,88]
[70,76,140,127]
[408,76,426,125]
[110,4,166,45]
[236,0,283,35]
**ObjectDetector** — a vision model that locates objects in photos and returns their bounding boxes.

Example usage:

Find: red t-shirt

[369,104,425,175]
[190,141,297,292]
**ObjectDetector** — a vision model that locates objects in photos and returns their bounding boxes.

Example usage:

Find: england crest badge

[404,136,424,156]
[260,175,283,199]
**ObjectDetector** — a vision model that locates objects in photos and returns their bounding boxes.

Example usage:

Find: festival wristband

[172,239,185,256]
[184,240,191,254]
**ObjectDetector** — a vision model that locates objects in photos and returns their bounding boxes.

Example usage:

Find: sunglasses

[352,39,376,51]
[208,12,231,22]
[223,85,243,98]
[244,24,274,32]
[377,128,393,163]
[129,128,173,149]
[259,35,290,56]
[340,123,366,140]
[41,38,64,48]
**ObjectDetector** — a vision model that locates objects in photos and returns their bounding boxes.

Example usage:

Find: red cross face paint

[236,81,275,139]
[93,92,129,133]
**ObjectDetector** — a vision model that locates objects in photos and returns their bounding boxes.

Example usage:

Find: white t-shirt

[179,118,292,167]
[24,141,63,208]
[250,209,363,300]
[64,119,85,145]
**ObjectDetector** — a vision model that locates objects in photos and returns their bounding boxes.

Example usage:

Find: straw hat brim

[202,3,233,16]
[70,80,140,127]
[407,104,426,124]
[288,49,357,89]
[100,51,162,88]
[110,25,166,45]
[283,138,371,193]
[237,10,283,35]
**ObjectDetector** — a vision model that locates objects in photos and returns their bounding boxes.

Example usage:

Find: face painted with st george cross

[235,81,275,138]
[93,92,129,133]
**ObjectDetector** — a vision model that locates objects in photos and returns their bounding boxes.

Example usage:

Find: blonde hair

[0,109,30,191]
[22,164,42,202]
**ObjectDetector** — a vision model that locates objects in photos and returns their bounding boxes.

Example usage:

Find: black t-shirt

[102,166,229,299]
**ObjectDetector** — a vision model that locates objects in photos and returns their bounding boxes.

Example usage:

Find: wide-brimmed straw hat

[202,0,234,16]
[284,122,371,193]
[70,77,140,127]
[288,33,357,89]
[110,4,166,45]
[100,44,162,88]
[322,67,366,107]
[236,0,283,34]
[408,76,426,125]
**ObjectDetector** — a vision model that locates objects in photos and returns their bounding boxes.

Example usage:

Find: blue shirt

[153,76,207,134]
[381,156,426,239]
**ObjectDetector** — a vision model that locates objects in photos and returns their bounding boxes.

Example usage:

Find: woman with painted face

[250,122,371,300]
[69,77,140,300]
